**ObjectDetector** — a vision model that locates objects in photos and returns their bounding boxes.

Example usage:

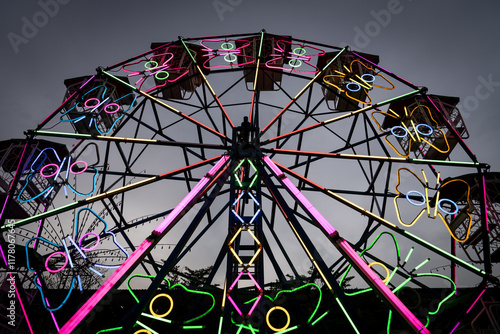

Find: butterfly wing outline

[394,168,473,242]
[17,147,99,202]
[60,84,137,135]
[323,59,395,105]
[24,208,128,311]
[200,38,255,69]
[394,167,430,227]
[371,104,451,158]
[122,49,190,93]
[265,40,325,74]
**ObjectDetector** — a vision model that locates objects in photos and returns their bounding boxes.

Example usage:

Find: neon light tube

[60,157,228,333]
[11,273,35,334]
[466,287,487,314]
[264,156,337,235]
[449,321,460,334]
[226,295,243,316]
[338,240,430,334]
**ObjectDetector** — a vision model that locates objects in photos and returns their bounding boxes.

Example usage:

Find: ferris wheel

[0,31,499,334]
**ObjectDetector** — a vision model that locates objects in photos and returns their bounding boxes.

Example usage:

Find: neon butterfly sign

[200,38,255,69]
[371,104,451,158]
[339,232,458,331]
[394,168,472,242]
[60,84,136,135]
[265,40,325,74]
[18,147,99,202]
[122,50,190,93]
[323,59,395,105]
[25,208,129,311]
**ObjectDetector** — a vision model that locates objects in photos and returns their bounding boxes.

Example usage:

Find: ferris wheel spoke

[259,47,347,136]
[1,155,225,230]
[180,37,235,131]
[101,70,230,142]
[272,161,496,282]
[59,155,230,334]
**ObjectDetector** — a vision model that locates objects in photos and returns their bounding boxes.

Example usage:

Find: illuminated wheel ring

[266,306,291,332]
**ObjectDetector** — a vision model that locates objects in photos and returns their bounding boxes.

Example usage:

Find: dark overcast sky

[1,0,499,171]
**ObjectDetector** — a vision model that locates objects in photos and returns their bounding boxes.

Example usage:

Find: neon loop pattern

[266,306,291,332]
[60,84,137,135]
[265,40,325,73]
[18,147,99,202]
[149,293,174,318]
[200,39,255,69]
[24,208,129,311]
[394,167,473,242]
[45,252,68,274]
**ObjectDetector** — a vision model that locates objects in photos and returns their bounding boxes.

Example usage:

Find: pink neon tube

[11,273,34,334]
[60,155,229,334]
[466,286,487,314]
[263,155,429,333]
[339,240,430,333]
[263,156,336,235]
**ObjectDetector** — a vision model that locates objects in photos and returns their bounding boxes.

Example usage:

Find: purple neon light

[40,163,59,178]
[11,273,34,334]
[466,286,487,314]
[60,239,152,333]
[0,243,7,266]
[37,278,61,332]
[60,156,229,333]
[79,232,100,251]
[45,252,68,274]
[70,161,88,175]
[248,295,262,316]
[229,271,244,291]
[339,240,430,333]
[226,295,243,316]
[449,321,460,334]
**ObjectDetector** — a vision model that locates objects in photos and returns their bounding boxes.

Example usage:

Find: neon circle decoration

[44,251,69,274]
[2,31,497,334]
[149,293,174,318]
[266,306,291,332]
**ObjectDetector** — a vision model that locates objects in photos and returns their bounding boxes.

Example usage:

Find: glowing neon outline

[371,104,451,158]
[199,38,255,69]
[121,50,190,92]
[394,167,473,242]
[24,208,129,311]
[126,274,215,325]
[324,59,395,105]
[17,147,99,203]
[266,306,290,332]
[60,84,137,135]
[265,39,325,74]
